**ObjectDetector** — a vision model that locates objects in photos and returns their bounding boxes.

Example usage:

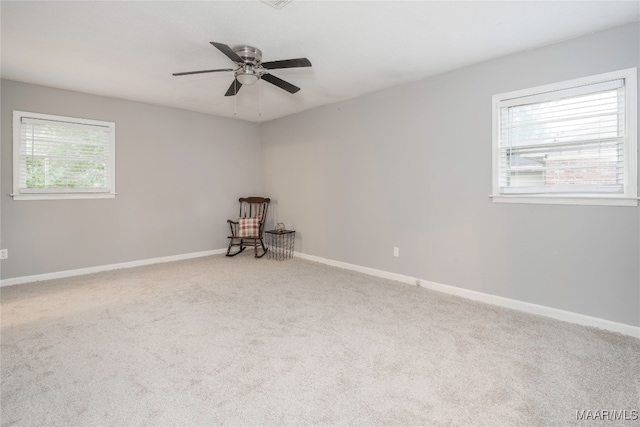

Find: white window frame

[491,68,638,206]
[12,111,116,201]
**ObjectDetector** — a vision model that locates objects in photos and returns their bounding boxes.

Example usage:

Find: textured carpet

[1,255,638,426]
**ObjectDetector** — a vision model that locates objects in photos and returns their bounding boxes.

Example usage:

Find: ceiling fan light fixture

[236,72,259,85]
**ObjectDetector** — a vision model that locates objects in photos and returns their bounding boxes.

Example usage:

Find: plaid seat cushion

[238,217,261,238]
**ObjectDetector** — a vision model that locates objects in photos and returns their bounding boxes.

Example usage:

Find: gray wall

[1,80,262,279]
[261,23,640,327]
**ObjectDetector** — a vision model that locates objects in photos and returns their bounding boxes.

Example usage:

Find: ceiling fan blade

[210,41,243,63]
[172,68,234,76]
[261,73,300,94]
[224,79,242,96]
[261,58,312,70]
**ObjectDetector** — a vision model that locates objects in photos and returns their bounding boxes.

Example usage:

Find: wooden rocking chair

[226,197,270,258]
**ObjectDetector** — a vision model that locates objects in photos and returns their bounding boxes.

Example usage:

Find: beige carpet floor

[1,254,638,426]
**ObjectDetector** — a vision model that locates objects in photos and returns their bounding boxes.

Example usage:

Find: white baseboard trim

[0,249,228,288]
[3,249,637,338]
[295,252,640,339]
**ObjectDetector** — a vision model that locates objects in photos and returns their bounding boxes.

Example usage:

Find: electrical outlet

[393,247,399,257]
[0,249,7,259]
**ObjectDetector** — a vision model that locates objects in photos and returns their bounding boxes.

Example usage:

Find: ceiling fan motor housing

[233,46,262,65]
[233,46,262,85]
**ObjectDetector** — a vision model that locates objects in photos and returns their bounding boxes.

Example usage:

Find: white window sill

[490,195,638,207]
[11,193,116,201]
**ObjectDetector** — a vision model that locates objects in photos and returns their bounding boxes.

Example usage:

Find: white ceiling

[1,1,639,122]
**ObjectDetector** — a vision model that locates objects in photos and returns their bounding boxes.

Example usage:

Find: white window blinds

[13,111,116,199]
[497,79,626,195]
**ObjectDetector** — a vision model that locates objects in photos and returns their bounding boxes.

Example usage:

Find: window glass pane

[505,142,621,189]
[498,83,625,194]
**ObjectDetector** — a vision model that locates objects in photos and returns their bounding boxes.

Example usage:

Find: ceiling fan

[173,41,312,96]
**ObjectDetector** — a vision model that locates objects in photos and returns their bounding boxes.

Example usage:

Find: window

[12,111,116,200]
[492,68,637,206]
